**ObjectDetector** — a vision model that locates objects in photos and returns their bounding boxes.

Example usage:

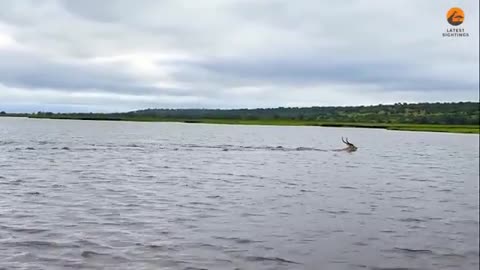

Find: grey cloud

[0,0,478,112]
[173,55,478,92]
[0,50,196,97]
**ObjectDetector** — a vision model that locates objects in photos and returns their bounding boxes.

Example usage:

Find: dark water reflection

[0,117,478,270]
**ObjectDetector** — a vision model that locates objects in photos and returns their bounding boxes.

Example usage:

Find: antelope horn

[342,137,348,144]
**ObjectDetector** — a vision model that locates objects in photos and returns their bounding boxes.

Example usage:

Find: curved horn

[342,137,348,144]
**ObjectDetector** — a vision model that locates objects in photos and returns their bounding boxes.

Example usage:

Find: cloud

[0,0,478,112]
[182,54,478,91]
[0,49,197,97]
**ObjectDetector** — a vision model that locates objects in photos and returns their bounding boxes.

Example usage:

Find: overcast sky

[0,0,478,112]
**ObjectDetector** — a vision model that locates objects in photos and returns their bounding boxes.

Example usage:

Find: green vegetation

[3,102,479,133]
[23,116,480,133]
[0,112,30,117]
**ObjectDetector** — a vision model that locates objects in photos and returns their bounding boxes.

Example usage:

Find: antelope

[341,137,357,152]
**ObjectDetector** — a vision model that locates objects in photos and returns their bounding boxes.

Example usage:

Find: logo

[447,7,464,26]
[442,7,469,38]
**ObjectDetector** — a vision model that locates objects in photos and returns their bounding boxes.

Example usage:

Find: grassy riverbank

[25,115,480,134]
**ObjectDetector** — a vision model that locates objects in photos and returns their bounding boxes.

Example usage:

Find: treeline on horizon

[4,102,480,125]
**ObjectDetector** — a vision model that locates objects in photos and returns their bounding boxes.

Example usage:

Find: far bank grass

[27,115,480,134]
[185,120,480,133]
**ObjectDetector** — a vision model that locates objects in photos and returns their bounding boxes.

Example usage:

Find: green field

[25,115,480,134]
[4,102,478,134]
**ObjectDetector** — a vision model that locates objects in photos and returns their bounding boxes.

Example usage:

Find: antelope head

[341,137,357,152]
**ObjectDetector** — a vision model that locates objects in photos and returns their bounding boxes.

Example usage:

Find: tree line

[22,102,479,125]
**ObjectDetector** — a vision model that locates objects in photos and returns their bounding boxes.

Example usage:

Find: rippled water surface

[1,117,479,270]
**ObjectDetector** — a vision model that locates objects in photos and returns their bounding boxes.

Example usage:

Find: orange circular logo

[447,7,464,26]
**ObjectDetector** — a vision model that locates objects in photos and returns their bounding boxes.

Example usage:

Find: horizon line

[2,100,479,114]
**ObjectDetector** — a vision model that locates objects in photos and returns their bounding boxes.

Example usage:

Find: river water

[0,117,478,270]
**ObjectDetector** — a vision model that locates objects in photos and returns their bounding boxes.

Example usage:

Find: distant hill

[26,101,480,125]
[127,102,480,125]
